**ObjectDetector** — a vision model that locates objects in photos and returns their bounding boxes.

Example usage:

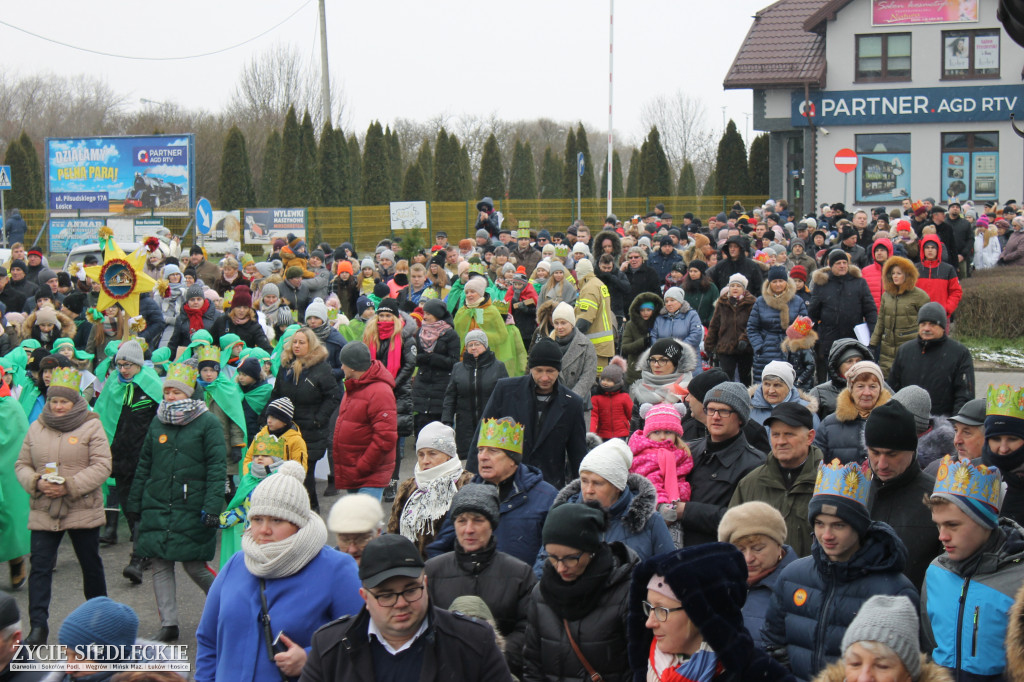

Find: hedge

[956,267,1024,338]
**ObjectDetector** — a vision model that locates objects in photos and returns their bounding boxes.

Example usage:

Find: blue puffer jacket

[427,463,558,566]
[650,302,703,354]
[746,281,808,382]
[534,474,676,577]
[749,385,821,434]
[745,545,798,645]
[762,522,918,681]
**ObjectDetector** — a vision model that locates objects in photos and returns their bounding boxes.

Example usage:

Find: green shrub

[955,268,1024,338]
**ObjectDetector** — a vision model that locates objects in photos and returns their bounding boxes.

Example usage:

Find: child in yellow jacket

[240,397,308,474]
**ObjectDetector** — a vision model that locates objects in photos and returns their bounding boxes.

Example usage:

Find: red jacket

[589,389,633,440]
[862,237,892,311]
[914,235,963,316]
[332,360,398,489]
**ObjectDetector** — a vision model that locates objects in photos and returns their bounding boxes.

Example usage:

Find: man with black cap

[708,234,764,294]
[808,250,877,383]
[0,592,45,680]
[188,245,220,285]
[888,301,973,416]
[471,338,586,488]
[302,534,511,681]
[929,398,987,473]
[829,225,868,268]
[927,205,959,268]
[730,402,824,557]
[863,401,940,589]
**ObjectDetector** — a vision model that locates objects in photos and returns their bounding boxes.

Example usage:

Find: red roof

[723,0,831,90]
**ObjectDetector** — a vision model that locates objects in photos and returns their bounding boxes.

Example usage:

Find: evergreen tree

[386,125,402,201]
[346,135,361,206]
[318,122,341,206]
[415,139,433,202]
[297,111,320,206]
[508,140,537,199]
[677,159,697,196]
[539,146,562,199]
[639,126,671,197]
[433,128,461,202]
[257,130,282,207]
[402,161,426,201]
[333,127,351,206]
[218,125,255,211]
[599,150,624,200]
[575,123,596,198]
[562,127,578,200]
[277,105,301,206]
[3,139,32,211]
[703,167,718,196]
[625,148,641,198]
[748,133,770,195]
[458,143,473,200]
[17,132,42,209]
[476,133,505,200]
[715,120,749,195]
[362,122,390,205]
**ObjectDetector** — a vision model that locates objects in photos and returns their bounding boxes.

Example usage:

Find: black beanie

[237,358,262,382]
[686,368,730,403]
[688,260,708,275]
[648,338,684,368]
[542,503,606,553]
[864,401,918,452]
[828,249,850,266]
[529,338,563,371]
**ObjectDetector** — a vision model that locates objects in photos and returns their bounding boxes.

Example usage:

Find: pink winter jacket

[627,431,694,505]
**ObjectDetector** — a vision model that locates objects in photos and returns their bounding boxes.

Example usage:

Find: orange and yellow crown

[813,459,871,507]
[477,417,524,455]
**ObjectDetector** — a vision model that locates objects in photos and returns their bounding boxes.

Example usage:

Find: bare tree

[640,90,717,186]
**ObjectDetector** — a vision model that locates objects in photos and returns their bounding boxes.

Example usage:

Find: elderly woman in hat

[196,461,362,682]
[815,360,891,463]
[748,360,820,433]
[627,543,793,681]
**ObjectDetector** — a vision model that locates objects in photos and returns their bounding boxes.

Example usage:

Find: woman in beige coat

[15,366,111,646]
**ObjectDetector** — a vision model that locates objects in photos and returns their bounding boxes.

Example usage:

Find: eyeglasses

[649,356,673,366]
[369,583,425,607]
[705,407,735,418]
[115,362,136,369]
[547,551,590,569]
[337,533,374,549]
[642,601,686,622]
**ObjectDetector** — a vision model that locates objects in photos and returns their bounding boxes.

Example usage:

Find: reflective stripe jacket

[575,273,616,359]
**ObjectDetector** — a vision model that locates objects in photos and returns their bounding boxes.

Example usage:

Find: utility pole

[606,0,614,217]
[318,0,332,126]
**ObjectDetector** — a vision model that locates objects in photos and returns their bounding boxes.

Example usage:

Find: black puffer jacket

[370,334,417,437]
[210,311,273,353]
[868,457,940,590]
[624,263,662,302]
[412,324,461,417]
[807,266,877,359]
[524,543,638,682]
[425,540,536,676]
[270,346,341,459]
[167,301,221,358]
[888,334,974,417]
[682,433,766,547]
[442,350,508,458]
[620,292,662,387]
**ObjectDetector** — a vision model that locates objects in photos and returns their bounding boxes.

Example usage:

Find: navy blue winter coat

[746,281,807,382]
[762,522,918,681]
[647,248,683,281]
[318,325,347,383]
[745,545,798,645]
[427,463,558,566]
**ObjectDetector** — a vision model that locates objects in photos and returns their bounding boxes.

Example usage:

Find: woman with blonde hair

[425,258,451,300]
[538,261,577,306]
[86,305,128,366]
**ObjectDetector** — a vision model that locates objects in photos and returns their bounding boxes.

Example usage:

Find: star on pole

[83,230,156,318]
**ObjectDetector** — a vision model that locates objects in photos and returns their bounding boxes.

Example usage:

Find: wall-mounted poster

[975,34,1000,69]
[389,201,427,231]
[872,0,978,26]
[243,208,306,244]
[855,133,911,203]
[944,35,970,70]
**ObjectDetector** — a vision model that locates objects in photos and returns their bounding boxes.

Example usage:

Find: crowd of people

[1,195,1024,681]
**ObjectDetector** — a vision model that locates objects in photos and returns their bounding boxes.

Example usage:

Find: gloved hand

[869,345,880,362]
[737,339,750,354]
[124,511,141,526]
[229,446,244,464]
[657,503,678,524]
[200,511,220,528]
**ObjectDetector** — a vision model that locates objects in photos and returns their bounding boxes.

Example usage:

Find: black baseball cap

[765,402,814,430]
[358,534,425,588]
[949,398,986,427]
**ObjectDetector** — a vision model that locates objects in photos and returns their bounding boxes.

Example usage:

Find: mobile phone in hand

[272,631,289,654]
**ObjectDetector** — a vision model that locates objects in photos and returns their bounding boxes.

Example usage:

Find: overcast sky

[1,0,768,145]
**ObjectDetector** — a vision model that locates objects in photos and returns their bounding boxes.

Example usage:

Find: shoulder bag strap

[258,578,290,682]
[562,619,604,682]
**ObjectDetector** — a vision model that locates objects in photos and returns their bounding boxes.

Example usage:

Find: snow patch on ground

[970,346,1024,368]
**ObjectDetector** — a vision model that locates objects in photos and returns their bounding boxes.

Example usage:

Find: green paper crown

[165,363,198,388]
[196,345,221,364]
[125,335,149,354]
[554,245,569,258]
[932,454,1001,512]
[517,227,531,239]
[986,384,1024,420]
[477,417,524,455]
[252,434,286,460]
[519,221,530,229]
[468,263,486,275]
[813,459,870,507]
[49,367,81,392]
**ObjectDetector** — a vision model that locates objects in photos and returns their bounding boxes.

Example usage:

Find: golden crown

[196,345,221,364]
[987,384,1024,420]
[165,363,198,388]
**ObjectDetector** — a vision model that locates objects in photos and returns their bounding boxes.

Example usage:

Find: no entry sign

[834,148,858,174]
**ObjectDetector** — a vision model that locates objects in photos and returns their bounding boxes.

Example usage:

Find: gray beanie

[415,421,458,460]
[891,385,933,435]
[380,249,396,262]
[449,483,500,529]
[917,301,947,328]
[339,341,372,372]
[186,283,205,300]
[305,297,329,323]
[360,258,375,270]
[254,262,274,278]
[841,595,921,680]
[465,329,489,349]
[115,339,145,367]
[703,381,751,423]
[261,282,280,299]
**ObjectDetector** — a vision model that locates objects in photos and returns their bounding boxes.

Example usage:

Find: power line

[0,1,313,62]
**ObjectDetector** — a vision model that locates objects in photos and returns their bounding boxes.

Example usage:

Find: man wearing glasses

[302,534,512,681]
[326,492,384,565]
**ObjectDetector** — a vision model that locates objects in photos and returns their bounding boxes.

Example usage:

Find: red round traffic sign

[834,148,858,174]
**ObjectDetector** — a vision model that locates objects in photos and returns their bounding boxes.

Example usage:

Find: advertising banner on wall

[49,218,107,252]
[243,208,306,244]
[46,135,195,213]
[872,0,978,26]
[792,85,1021,126]
[941,152,999,203]
[857,154,912,203]
[389,201,427,231]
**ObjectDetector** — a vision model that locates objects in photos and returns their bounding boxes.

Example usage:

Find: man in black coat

[829,226,869,268]
[470,338,587,489]
[808,251,877,383]
[708,235,764,294]
[864,401,941,590]
[888,302,974,417]
[946,201,974,277]
[928,205,960,268]
[0,266,26,315]
[301,535,512,682]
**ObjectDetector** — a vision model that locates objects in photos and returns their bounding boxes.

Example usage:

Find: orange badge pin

[793,589,808,607]
[67,436,79,445]
[159,434,168,444]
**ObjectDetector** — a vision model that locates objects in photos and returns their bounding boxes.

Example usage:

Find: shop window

[855,134,911,203]
[856,33,911,82]
[942,30,1000,80]
[941,132,998,203]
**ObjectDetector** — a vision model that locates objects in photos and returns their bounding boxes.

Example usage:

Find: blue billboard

[45,135,195,213]
[49,218,107,252]
[792,85,1022,126]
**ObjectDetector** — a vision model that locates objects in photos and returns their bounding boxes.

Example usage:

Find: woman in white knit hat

[549,301,598,411]
[196,461,363,682]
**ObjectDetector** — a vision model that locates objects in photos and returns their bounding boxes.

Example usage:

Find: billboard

[792,85,1022,126]
[872,0,978,26]
[49,218,107,252]
[46,135,195,213]
[390,201,427,231]
[243,208,306,244]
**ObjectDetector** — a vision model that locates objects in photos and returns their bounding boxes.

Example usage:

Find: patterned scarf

[649,641,719,682]
[418,320,451,354]
[156,398,208,426]
[399,457,464,542]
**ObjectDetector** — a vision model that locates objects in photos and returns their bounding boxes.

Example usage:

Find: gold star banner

[84,229,156,318]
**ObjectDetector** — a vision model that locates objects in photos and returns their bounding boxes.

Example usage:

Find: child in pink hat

[628,402,694,545]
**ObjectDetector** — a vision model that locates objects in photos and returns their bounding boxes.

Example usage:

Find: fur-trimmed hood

[834,387,893,423]
[21,308,76,339]
[592,229,622,263]
[812,264,862,287]
[881,256,920,296]
[759,278,797,309]
[553,473,659,535]
[633,342,698,376]
[626,291,664,330]
[811,657,952,682]
[780,328,819,352]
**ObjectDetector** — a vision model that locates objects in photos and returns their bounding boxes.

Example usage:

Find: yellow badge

[68,436,78,445]
[793,589,808,607]
[159,434,168,444]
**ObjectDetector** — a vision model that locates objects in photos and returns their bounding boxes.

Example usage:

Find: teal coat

[127,409,226,562]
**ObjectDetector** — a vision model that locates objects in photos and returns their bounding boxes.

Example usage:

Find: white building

[725,0,1023,216]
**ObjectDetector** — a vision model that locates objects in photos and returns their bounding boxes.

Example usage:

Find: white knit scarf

[399,457,464,542]
[242,513,328,579]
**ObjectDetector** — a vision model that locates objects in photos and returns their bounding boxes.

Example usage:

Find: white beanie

[552,301,576,325]
[761,360,796,391]
[360,258,375,270]
[327,493,384,534]
[248,461,311,528]
[415,421,458,460]
[572,242,591,257]
[575,258,594,277]
[728,273,749,289]
[579,438,634,491]
[305,297,329,323]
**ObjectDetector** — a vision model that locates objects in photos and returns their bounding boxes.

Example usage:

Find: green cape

[0,396,31,561]
[203,373,248,442]
[271,325,301,375]
[219,334,244,367]
[93,339,124,384]
[338,317,366,343]
[1,354,41,420]
[453,297,527,377]
[218,470,269,568]
[95,368,165,442]
[241,382,273,420]
[179,329,214,361]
